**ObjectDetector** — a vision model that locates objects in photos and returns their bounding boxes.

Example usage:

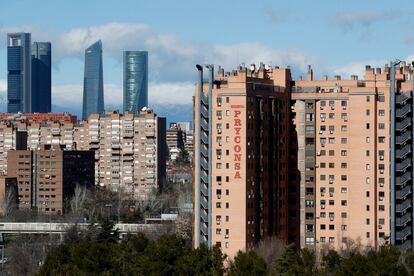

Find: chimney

[307,65,313,81]
[334,75,341,80]
[323,75,328,81]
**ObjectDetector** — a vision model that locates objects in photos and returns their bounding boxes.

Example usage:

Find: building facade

[193,64,296,258]
[82,40,104,120]
[0,110,166,201]
[7,33,32,113]
[7,145,95,214]
[123,51,148,114]
[31,42,52,113]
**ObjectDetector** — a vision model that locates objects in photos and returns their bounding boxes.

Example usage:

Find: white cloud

[333,59,388,79]
[333,11,398,31]
[52,81,194,114]
[50,22,315,82]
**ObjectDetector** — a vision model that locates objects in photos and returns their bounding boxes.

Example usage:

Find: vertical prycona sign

[232,105,244,179]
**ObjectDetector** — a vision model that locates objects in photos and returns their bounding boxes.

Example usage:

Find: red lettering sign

[232,108,242,179]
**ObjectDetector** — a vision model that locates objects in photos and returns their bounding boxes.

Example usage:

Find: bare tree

[69,184,87,218]
[254,236,286,268]
[2,189,17,217]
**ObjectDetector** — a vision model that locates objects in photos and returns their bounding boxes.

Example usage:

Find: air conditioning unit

[225,234,229,239]
[380,169,384,174]
[322,118,326,122]
[321,144,325,147]
[316,152,321,156]
[330,131,334,134]
[342,106,346,110]
[331,107,335,110]
[380,156,384,160]
[319,131,323,134]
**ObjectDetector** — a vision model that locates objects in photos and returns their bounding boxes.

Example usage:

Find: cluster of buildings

[0,33,174,215]
[166,122,193,163]
[193,62,414,257]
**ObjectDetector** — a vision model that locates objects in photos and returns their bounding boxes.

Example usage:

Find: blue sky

[0,0,413,121]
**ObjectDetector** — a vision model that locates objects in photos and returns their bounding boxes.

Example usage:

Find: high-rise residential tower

[7,33,32,113]
[82,40,104,120]
[123,51,148,114]
[193,64,298,258]
[31,42,51,113]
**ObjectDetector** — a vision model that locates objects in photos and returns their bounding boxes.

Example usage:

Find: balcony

[396,185,412,200]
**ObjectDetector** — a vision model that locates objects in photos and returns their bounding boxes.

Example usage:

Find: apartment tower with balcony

[193,64,297,257]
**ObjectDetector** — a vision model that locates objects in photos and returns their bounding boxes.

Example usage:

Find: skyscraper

[7,33,32,113]
[31,42,51,113]
[82,40,104,120]
[123,51,148,114]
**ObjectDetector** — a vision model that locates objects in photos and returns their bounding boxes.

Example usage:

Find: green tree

[228,250,267,276]
[322,250,342,275]
[175,149,190,166]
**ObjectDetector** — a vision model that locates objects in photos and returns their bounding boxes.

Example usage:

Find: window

[341,125,347,132]
[329,237,335,243]
[329,138,335,144]
[306,125,315,134]
[216,163,222,169]
[341,163,347,169]
[216,176,222,182]
[216,123,222,129]
[379,123,385,129]
[329,113,335,119]
[366,164,371,170]
[341,138,347,144]
[320,113,327,120]
[329,101,335,108]
[320,212,326,218]
[329,200,334,206]
[320,163,326,168]
[379,205,385,211]
[216,110,222,117]
[320,138,327,144]
[226,110,230,116]
[329,125,335,131]
[320,175,326,181]
[366,232,370,238]
[379,150,385,160]
[341,212,347,218]
[321,100,326,107]
[366,109,370,116]
[329,150,335,156]
[379,219,385,225]
[341,225,347,231]
[378,136,385,143]
[379,109,385,116]
[341,113,348,120]
[341,200,347,206]
[320,125,326,131]
[320,150,326,156]
[306,212,314,220]
[341,150,347,156]
[306,200,315,208]
[366,96,370,102]
[216,202,222,208]
[366,123,370,129]
[306,113,314,122]
[226,97,230,103]
[329,225,335,230]
[366,191,370,197]
[366,137,370,143]
[378,95,385,102]
[307,102,314,109]
[320,237,326,242]
[341,100,347,107]
[366,205,370,211]
[329,162,335,168]
[366,177,370,184]
[305,237,315,245]
[366,150,370,157]
[217,97,222,106]
[341,187,347,193]
[366,218,370,225]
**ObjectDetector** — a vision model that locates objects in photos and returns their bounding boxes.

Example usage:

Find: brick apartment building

[194,61,414,257]
[7,144,94,214]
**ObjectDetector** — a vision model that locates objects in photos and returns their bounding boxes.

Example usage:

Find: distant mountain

[52,103,193,124]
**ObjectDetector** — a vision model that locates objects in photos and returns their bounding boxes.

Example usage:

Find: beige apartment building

[292,63,414,253]
[194,61,414,256]
[0,110,167,201]
[193,64,297,258]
